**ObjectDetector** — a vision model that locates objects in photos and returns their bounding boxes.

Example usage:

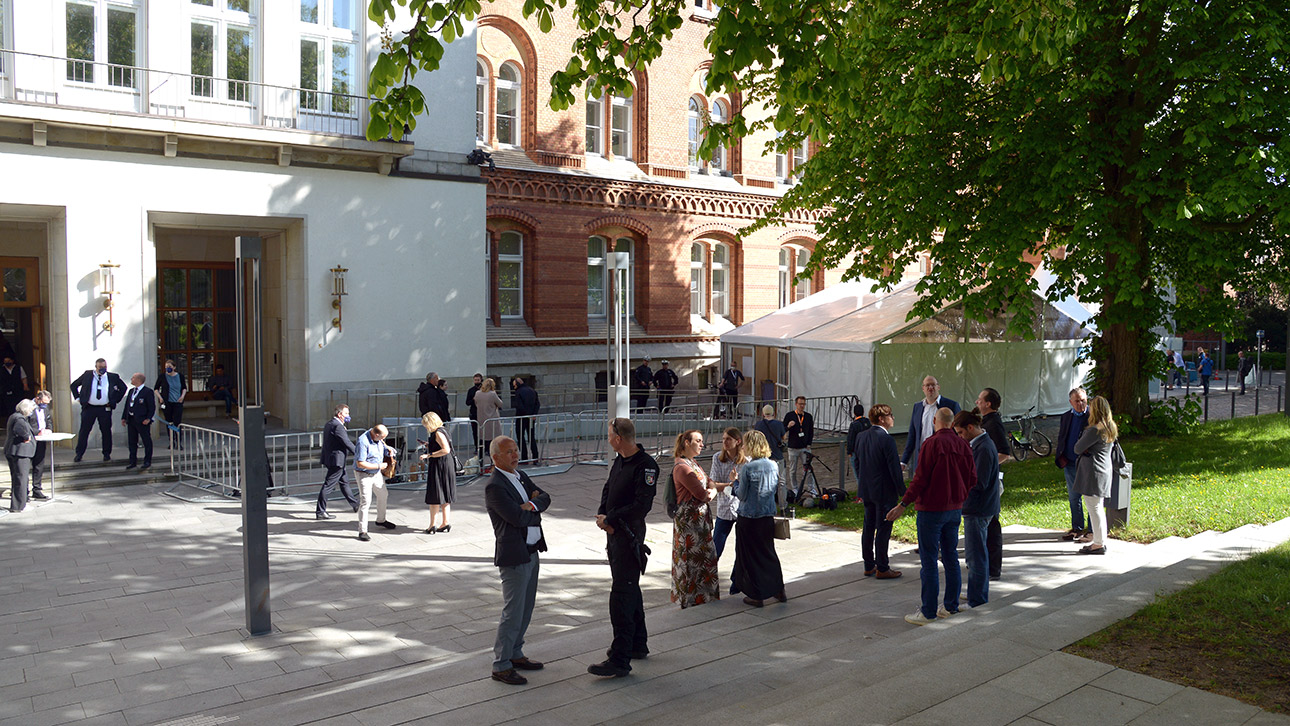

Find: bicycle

[1008,406,1052,461]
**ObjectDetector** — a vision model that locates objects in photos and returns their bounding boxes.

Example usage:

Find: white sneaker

[905,610,937,626]
[937,606,957,619]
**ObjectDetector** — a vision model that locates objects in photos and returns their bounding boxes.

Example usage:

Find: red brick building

[473,3,843,395]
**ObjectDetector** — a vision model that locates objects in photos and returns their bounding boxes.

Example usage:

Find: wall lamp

[99,261,120,333]
[330,266,348,331]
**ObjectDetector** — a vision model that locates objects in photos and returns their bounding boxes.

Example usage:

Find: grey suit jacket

[5,412,35,458]
[1072,427,1113,498]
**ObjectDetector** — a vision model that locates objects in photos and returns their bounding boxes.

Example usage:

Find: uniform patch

[644,471,657,487]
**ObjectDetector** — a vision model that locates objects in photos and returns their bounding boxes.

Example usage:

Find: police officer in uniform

[652,359,678,412]
[588,417,658,678]
[631,357,653,411]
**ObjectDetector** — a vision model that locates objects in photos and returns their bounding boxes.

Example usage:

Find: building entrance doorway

[0,256,46,397]
[157,263,238,401]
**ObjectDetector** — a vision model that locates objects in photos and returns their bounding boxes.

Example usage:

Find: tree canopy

[368,0,1290,423]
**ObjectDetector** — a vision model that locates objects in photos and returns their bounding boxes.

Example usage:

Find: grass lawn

[1065,540,1290,714]
[801,414,1290,544]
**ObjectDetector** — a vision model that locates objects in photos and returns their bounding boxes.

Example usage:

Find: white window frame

[189,0,256,102]
[298,0,357,29]
[780,245,812,305]
[497,230,524,319]
[690,242,707,317]
[476,59,488,142]
[0,0,10,78]
[298,0,358,116]
[610,91,632,160]
[495,61,521,147]
[588,235,634,317]
[711,242,730,317]
[778,247,791,308]
[795,247,812,301]
[710,99,728,172]
[585,89,603,155]
[688,97,703,169]
[64,0,141,88]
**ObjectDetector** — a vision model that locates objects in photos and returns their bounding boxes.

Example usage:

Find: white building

[0,0,485,430]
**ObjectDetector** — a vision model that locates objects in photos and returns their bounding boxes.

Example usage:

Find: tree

[368,0,1290,425]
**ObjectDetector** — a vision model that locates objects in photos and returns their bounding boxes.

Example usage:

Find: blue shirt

[755,418,787,461]
[1199,355,1214,376]
[734,457,780,518]
[354,431,388,472]
[165,372,182,402]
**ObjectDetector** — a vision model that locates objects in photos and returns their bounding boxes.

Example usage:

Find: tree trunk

[1099,322,1150,427]
[1284,302,1289,417]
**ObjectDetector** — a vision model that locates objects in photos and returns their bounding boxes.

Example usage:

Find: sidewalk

[1,461,1286,725]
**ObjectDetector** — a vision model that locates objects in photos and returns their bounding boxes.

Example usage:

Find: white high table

[31,432,76,507]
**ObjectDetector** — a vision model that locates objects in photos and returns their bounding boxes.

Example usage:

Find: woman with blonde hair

[731,429,786,607]
[1072,396,1119,555]
[474,377,505,465]
[670,429,720,608]
[420,412,456,533]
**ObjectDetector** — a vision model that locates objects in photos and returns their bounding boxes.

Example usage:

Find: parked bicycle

[1008,406,1052,461]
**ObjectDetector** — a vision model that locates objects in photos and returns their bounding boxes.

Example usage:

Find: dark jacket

[466,383,481,421]
[319,417,356,469]
[902,396,961,475]
[70,369,127,408]
[856,427,904,506]
[901,428,974,512]
[155,372,187,409]
[485,467,551,567]
[720,367,744,395]
[632,364,654,392]
[754,417,787,461]
[512,382,540,416]
[846,417,872,456]
[599,444,658,535]
[981,411,1012,458]
[121,386,156,423]
[418,383,451,421]
[1238,356,1255,377]
[4,411,35,458]
[1055,408,1090,469]
[963,432,1001,517]
[783,410,814,449]
[653,367,678,391]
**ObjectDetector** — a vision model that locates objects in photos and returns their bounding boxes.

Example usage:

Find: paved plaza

[2,459,1289,726]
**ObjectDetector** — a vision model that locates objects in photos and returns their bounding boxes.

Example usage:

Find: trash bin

[1106,461,1132,528]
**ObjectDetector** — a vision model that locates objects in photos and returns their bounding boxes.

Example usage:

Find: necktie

[96,374,103,401]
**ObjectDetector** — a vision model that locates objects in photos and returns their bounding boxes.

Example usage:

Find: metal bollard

[1255,387,1260,415]
[1204,392,1209,423]
[1231,391,1236,420]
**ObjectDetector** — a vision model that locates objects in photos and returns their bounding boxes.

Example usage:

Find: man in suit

[901,375,960,478]
[954,410,1001,608]
[485,436,551,686]
[974,387,1011,580]
[316,404,358,520]
[28,390,53,500]
[1055,387,1091,541]
[6,399,37,512]
[511,376,541,463]
[417,372,451,421]
[631,356,653,410]
[856,404,903,579]
[120,373,155,470]
[69,358,128,463]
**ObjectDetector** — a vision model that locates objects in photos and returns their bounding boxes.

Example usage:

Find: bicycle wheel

[1009,434,1028,461]
[1030,430,1052,457]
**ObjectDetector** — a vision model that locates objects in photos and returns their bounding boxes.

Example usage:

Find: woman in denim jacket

[731,429,787,607]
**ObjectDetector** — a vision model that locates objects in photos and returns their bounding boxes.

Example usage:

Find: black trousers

[606,534,647,668]
[316,464,358,515]
[162,402,184,446]
[632,393,649,410]
[126,418,153,466]
[862,499,895,572]
[657,391,674,412]
[30,441,46,495]
[75,404,113,458]
[988,514,1003,578]
[517,418,539,462]
[7,455,31,511]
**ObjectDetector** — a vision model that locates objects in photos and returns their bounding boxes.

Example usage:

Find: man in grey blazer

[485,436,551,686]
[6,399,37,512]
[901,375,961,477]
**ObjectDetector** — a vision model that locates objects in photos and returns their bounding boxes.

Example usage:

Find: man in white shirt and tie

[69,358,127,463]
[28,390,53,499]
[120,374,156,470]
[484,436,551,686]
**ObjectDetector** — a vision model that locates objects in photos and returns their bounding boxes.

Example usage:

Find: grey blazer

[5,412,36,458]
[1072,426,1113,498]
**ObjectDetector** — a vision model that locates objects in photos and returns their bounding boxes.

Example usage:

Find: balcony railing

[0,49,370,138]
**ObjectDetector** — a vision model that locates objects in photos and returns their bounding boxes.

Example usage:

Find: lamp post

[236,236,271,636]
[1256,329,1264,387]
[605,251,631,420]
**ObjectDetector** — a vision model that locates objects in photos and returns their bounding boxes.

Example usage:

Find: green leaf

[366,114,390,142]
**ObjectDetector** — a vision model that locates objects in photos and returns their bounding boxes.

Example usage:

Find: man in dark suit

[485,436,551,686]
[120,373,155,470]
[1055,387,1091,540]
[316,404,358,519]
[901,375,960,477]
[511,376,541,463]
[28,390,52,500]
[69,358,128,463]
[417,372,451,421]
[856,404,904,579]
[7,399,37,512]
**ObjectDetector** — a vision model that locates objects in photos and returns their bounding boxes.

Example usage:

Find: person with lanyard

[155,359,187,450]
[716,361,745,418]
[27,390,53,499]
[783,396,815,501]
[589,417,658,679]
[1055,387,1091,542]
[353,424,397,542]
[120,373,155,471]
[70,358,127,463]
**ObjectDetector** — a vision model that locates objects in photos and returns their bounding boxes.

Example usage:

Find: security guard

[653,360,679,412]
[631,356,653,410]
[588,417,658,678]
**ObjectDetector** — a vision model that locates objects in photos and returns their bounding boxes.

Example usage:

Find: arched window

[777,134,810,183]
[690,242,707,316]
[710,99,728,172]
[496,62,520,146]
[585,87,603,155]
[497,230,523,318]
[795,247,812,300]
[610,91,633,159]
[712,242,730,316]
[687,97,702,169]
[778,247,791,308]
[778,244,812,307]
[475,59,488,142]
[587,235,634,316]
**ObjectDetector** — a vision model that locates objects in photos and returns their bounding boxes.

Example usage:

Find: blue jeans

[915,509,962,619]
[212,389,237,413]
[1064,463,1091,532]
[713,516,735,560]
[962,514,990,607]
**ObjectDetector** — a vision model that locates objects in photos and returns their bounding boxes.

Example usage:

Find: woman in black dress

[420,412,456,533]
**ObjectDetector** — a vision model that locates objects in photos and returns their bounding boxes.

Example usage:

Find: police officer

[631,357,653,411]
[653,359,678,412]
[588,417,658,678]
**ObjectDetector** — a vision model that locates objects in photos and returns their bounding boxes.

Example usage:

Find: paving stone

[1029,685,1156,726]
[989,651,1115,703]
[1126,687,1261,726]
[1089,668,1187,705]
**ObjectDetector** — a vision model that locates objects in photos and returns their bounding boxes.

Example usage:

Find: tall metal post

[236,236,271,636]
[606,251,631,420]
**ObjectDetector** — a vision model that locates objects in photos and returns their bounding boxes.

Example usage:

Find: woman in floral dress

[670,429,720,607]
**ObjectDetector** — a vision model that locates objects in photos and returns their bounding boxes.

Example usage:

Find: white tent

[721,272,1095,424]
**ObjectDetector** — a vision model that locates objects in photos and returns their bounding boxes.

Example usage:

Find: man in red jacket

[887,407,975,625]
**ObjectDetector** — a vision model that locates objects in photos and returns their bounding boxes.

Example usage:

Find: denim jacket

[734,458,779,519]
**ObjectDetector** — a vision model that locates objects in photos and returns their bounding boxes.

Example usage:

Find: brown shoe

[743,596,764,608]
[876,569,903,580]
[864,568,876,577]
[511,657,544,671]
[491,668,527,685]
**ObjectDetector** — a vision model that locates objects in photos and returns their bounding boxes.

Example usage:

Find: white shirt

[34,406,47,431]
[498,467,541,545]
[920,396,941,445]
[1173,351,1184,367]
[126,386,141,410]
[88,372,109,405]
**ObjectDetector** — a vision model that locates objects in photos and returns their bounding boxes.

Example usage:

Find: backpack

[663,469,678,518]
[817,487,848,510]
